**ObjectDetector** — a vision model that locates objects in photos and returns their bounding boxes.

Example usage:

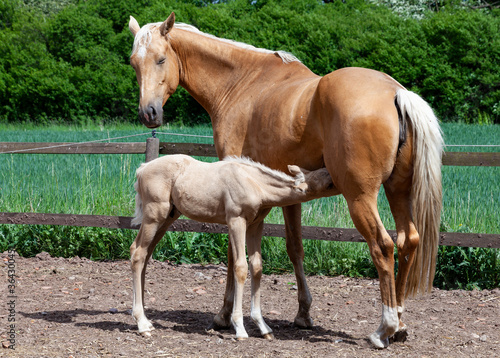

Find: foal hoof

[262,333,274,340]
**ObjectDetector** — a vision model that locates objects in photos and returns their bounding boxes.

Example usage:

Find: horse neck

[170,28,281,116]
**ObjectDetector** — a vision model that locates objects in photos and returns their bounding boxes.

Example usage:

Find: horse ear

[129,16,140,37]
[160,12,175,37]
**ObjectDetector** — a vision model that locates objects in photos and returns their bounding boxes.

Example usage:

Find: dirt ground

[1,251,499,358]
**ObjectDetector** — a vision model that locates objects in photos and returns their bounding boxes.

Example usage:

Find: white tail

[131,163,149,227]
[396,89,444,296]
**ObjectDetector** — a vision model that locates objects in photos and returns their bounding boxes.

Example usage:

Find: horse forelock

[132,23,161,58]
[132,21,300,63]
[223,156,302,184]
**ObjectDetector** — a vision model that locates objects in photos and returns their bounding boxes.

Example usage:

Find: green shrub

[0,0,499,123]
[434,246,500,290]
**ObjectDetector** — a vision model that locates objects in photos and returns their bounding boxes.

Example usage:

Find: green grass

[0,122,498,289]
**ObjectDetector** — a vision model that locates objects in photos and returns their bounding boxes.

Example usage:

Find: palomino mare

[130,154,336,339]
[128,13,444,348]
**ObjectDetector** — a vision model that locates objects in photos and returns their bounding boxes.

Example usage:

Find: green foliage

[0,0,20,30]
[434,246,500,290]
[22,0,78,15]
[0,0,499,124]
[153,232,229,264]
[0,224,134,260]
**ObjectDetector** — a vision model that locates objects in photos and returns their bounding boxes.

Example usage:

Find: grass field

[0,122,498,289]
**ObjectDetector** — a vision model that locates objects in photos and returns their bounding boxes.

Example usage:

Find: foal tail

[131,163,149,227]
[396,89,444,297]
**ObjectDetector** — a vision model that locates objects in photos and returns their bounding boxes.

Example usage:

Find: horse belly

[240,79,325,171]
[171,181,226,224]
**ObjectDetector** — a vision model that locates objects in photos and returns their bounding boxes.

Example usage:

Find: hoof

[262,333,274,340]
[236,336,248,341]
[210,314,232,331]
[293,315,313,329]
[390,328,408,343]
[140,331,152,338]
[369,332,389,349]
[208,321,231,331]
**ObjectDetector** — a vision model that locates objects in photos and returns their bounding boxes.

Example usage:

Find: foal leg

[283,204,313,328]
[227,217,249,339]
[130,204,180,336]
[345,192,399,349]
[246,219,273,339]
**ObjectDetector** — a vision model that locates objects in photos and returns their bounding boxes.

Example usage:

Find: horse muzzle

[138,104,164,128]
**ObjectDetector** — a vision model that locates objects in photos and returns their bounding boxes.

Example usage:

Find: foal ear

[287,165,301,176]
[160,12,175,37]
[129,16,141,37]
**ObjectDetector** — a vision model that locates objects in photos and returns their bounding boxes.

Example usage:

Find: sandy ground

[1,251,499,357]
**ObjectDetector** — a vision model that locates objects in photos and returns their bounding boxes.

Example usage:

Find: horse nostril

[150,106,157,117]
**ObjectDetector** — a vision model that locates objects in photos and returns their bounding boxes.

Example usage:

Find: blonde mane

[132,22,300,64]
[223,156,304,186]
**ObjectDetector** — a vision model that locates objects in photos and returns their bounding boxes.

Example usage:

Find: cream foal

[130,154,335,340]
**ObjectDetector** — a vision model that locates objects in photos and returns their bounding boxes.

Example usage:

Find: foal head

[129,13,179,128]
[288,166,337,199]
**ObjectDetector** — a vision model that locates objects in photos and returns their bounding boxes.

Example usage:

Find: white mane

[132,21,301,64]
[223,156,304,185]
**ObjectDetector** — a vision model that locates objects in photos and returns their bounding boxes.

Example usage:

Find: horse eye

[157,58,166,65]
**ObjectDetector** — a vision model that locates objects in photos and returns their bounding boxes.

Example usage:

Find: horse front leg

[282,204,313,328]
[246,217,273,339]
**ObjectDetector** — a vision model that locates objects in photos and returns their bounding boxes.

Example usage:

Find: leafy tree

[0,0,498,124]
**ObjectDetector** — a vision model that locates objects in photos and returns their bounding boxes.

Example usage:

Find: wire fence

[0,134,499,248]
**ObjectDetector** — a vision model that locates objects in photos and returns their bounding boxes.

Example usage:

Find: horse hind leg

[384,171,419,342]
[344,191,399,349]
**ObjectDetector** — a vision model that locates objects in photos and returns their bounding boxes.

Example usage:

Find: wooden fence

[1,139,499,248]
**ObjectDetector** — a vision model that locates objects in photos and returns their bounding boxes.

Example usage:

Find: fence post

[145,131,159,162]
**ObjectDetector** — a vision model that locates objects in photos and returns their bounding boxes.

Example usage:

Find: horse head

[129,12,179,128]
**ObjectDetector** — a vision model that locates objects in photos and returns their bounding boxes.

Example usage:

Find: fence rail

[1,141,500,166]
[1,140,499,248]
[1,212,498,248]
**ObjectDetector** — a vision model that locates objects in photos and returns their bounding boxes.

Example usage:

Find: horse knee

[370,234,395,269]
[397,226,419,259]
[130,246,147,270]
[234,260,248,284]
[248,255,262,279]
